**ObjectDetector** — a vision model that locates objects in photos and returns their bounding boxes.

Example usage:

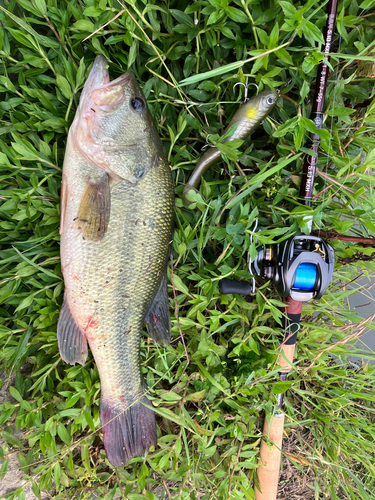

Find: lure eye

[130,97,145,113]
[267,97,275,105]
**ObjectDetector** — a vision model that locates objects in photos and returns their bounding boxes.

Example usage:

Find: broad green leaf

[56,74,73,100]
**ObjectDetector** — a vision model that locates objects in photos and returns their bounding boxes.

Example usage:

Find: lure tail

[100,394,157,466]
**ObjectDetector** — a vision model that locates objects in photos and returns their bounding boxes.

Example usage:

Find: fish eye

[130,97,145,113]
[267,97,275,105]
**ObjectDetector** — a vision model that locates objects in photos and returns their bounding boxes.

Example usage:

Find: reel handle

[219,278,253,296]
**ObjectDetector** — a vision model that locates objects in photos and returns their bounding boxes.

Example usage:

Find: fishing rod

[219,0,338,498]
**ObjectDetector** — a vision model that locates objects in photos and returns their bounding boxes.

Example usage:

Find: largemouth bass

[183,89,277,207]
[57,55,174,466]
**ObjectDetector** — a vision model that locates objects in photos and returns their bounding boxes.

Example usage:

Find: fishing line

[293,262,317,290]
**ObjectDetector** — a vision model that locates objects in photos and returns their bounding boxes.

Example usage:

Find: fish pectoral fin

[74,173,111,241]
[57,299,88,365]
[144,273,171,346]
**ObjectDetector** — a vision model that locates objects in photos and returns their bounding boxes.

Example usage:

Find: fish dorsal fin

[57,298,88,365]
[144,273,171,347]
[74,173,110,241]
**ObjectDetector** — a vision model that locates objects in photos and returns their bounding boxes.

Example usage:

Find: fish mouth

[103,70,135,90]
[79,55,110,104]
[88,57,136,112]
[79,56,136,111]
[70,56,141,171]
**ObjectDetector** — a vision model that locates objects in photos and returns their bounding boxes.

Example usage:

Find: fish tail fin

[100,394,157,466]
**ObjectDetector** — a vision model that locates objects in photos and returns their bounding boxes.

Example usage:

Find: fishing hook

[233,78,259,103]
[202,79,262,151]
[201,133,214,151]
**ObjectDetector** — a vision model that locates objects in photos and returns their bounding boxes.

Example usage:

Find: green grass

[0,0,375,499]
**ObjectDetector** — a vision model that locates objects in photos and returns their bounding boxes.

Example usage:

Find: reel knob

[219,278,254,296]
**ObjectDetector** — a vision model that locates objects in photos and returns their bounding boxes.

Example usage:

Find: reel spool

[220,235,334,302]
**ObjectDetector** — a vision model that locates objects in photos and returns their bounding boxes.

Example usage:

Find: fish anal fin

[100,394,157,466]
[144,273,171,346]
[74,173,110,241]
[57,299,88,365]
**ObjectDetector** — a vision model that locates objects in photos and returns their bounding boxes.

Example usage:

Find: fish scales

[58,55,174,466]
[62,155,172,394]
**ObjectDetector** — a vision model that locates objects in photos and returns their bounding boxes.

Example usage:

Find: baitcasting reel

[220,235,334,302]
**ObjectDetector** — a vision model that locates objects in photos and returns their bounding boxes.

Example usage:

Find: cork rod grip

[278,343,296,372]
[255,413,285,500]
[255,299,302,500]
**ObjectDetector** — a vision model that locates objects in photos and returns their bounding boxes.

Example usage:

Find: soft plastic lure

[183,88,278,207]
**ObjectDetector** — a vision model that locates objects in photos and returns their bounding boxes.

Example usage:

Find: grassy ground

[0,0,375,499]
